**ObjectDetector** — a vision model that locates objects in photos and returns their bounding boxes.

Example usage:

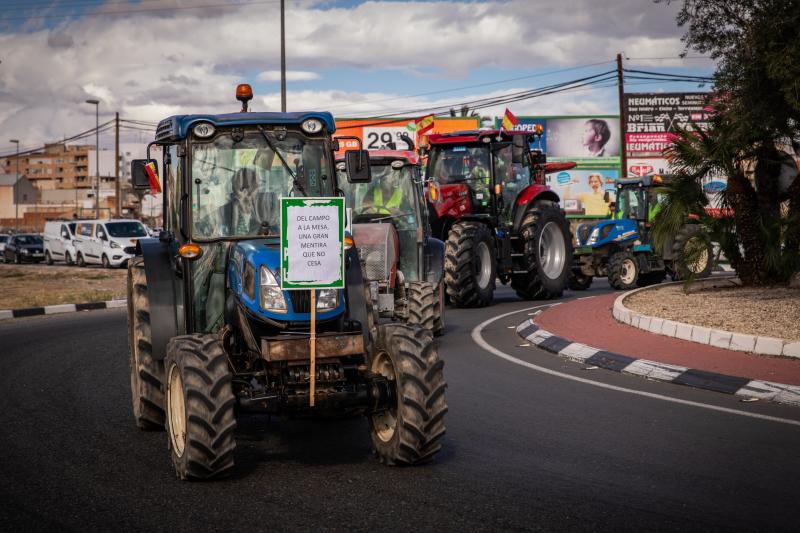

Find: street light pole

[85,99,100,218]
[280,0,286,112]
[9,139,19,232]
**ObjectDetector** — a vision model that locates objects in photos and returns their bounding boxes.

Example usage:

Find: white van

[74,219,148,268]
[44,219,85,265]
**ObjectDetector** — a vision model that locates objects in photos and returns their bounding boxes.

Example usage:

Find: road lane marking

[472,305,800,428]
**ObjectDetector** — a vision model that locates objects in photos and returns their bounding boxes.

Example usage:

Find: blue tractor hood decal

[229,239,345,322]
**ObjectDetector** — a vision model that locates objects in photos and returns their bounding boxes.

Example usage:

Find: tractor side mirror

[511,135,527,164]
[131,159,157,190]
[345,150,372,183]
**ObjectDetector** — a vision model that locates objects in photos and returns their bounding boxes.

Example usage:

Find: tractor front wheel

[608,251,639,290]
[165,334,236,480]
[512,202,572,300]
[432,280,445,336]
[127,257,165,430]
[369,324,447,465]
[444,221,495,307]
[405,281,436,333]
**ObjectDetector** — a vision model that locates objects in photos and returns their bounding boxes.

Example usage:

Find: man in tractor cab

[361,164,406,215]
[467,148,491,208]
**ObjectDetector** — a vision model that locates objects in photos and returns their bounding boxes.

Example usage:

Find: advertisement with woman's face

[545,169,619,216]
[543,117,621,165]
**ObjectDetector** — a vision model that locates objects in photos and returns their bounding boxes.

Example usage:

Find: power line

[324,60,616,112]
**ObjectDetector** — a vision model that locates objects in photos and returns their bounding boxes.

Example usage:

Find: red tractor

[425,130,573,307]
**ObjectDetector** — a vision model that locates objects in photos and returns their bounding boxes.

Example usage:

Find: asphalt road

[1,281,799,532]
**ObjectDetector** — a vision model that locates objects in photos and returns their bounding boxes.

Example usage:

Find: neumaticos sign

[624,92,712,155]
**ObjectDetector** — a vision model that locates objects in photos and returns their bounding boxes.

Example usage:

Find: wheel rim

[621,258,636,284]
[475,241,492,289]
[538,222,566,280]
[167,364,187,457]
[370,350,397,443]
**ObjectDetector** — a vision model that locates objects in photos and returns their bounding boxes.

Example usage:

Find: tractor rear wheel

[608,251,639,290]
[444,221,495,307]
[369,324,447,465]
[406,281,436,333]
[512,202,572,300]
[127,257,165,430]
[568,270,593,291]
[165,334,236,480]
[670,224,713,281]
[432,280,445,336]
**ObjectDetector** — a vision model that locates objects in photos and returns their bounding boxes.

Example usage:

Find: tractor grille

[577,223,593,245]
[291,290,312,313]
[155,118,175,141]
[352,223,398,282]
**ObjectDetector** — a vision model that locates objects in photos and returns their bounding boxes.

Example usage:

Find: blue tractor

[126,85,447,479]
[571,175,713,290]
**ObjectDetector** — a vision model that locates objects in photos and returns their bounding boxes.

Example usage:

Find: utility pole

[9,139,19,231]
[85,99,100,218]
[280,0,287,112]
[616,53,627,178]
[115,112,120,218]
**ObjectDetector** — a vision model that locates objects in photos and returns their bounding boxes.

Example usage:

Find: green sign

[280,197,345,290]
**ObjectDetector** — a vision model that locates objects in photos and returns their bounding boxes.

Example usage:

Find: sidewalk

[535,293,800,387]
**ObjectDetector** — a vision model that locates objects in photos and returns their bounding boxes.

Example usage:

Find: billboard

[544,168,619,217]
[334,117,481,153]
[624,92,712,155]
[498,115,621,168]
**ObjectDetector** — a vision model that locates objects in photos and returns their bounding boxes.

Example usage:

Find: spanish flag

[501,108,519,132]
[415,114,435,135]
[144,161,161,193]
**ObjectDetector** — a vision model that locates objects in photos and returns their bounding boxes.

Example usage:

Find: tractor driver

[467,147,491,208]
[360,164,408,217]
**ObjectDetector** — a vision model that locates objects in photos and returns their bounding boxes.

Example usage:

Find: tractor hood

[575,219,639,247]
[228,238,345,323]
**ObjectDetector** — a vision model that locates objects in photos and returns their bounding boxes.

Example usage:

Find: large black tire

[165,334,236,480]
[127,257,165,430]
[568,270,593,291]
[444,221,495,308]
[432,280,445,336]
[670,224,713,281]
[405,281,436,332]
[511,201,572,300]
[369,324,447,465]
[608,251,639,290]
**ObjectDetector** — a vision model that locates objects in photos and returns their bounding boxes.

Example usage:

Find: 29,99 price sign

[363,126,415,150]
[280,197,345,290]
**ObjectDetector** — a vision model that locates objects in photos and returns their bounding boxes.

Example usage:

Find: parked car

[43,220,87,265]
[2,234,45,263]
[0,235,8,259]
[74,219,147,268]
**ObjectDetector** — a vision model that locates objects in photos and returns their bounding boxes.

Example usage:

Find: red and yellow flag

[415,114,435,135]
[501,108,520,132]
[144,161,161,193]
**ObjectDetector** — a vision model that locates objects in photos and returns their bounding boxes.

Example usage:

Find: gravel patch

[0,263,126,309]
[625,283,800,342]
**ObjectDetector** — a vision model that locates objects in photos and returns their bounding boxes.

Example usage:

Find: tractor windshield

[616,186,646,220]
[191,129,333,239]
[339,163,418,229]
[428,145,491,185]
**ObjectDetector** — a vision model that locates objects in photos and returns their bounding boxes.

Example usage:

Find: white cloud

[257,70,320,82]
[0,0,706,152]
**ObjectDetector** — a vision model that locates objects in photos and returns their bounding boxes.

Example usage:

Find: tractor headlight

[588,227,600,245]
[301,119,323,134]
[260,265,287,313]
[316,289,338,311]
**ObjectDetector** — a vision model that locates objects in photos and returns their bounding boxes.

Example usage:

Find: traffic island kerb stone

[612,277,800,359]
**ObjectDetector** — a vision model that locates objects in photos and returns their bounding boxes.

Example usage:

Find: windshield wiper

[256,126,307,197]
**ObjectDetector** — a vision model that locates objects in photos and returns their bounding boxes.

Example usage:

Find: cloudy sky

[0,0,714,154]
